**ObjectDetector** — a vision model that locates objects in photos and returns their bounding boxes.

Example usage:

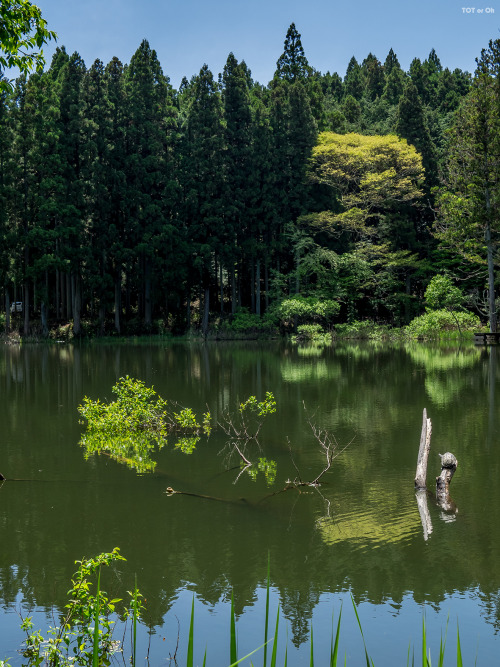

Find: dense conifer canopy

[2,21,498,335]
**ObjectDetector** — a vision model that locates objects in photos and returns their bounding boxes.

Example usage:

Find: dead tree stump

[415,408,432,490]
[436,452,458,511]
[414,410,459,539]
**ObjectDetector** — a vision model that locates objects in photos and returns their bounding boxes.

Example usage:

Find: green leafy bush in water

[78,376,210,472]
[239,391,276,417]
[405,309,481,339]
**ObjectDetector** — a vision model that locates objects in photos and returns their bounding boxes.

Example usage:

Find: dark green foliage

[361,53,385,100]
[435,38,500,332]
[182,64,224,332]
[125,40,177,328]
[344,57,363,100]
[384,48,400,76]
[341,94,361,124]
[395,80,438,189]
[275,23,311,83]
[382,66,406,105]
[0,30,481,338]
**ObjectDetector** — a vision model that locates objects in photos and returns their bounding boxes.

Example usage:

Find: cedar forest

[0,23,499,337]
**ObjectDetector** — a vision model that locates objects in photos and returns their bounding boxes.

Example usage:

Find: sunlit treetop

[0,0,57,91]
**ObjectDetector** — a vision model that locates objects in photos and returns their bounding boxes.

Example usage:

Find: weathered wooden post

[414,409,458,539]
[415,408,432,490]
[415,409,433,539]
[436,452,458,512]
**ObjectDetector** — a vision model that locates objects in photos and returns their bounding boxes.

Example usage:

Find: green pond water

[0,340,499,665]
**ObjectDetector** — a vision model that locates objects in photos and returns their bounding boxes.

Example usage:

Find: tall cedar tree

[8,75,32,335]
[395,80,438,191]
[0,87,10,318]
[81,59,113,333]
[104,57,128,333]
[275,23,311,83]
[382,49,406,105]
[182,64,224,334]
[125,40,175,327]
[222,53,253,313]
[23,70,61,335]
[361,53,385,100]
[249,93,275,313]
[344,57,363,100]
[56,51,86,335]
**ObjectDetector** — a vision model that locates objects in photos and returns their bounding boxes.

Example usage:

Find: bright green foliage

[425,275,464,311]
[239,391,276,417]
[19,547,134,666]
[172,407,211,454]
[277,296,340,327]
[78,376,212,470]
[308,132,424,239]
[0,0,56,90]
[203,411,212,436]
[78,376,169,473]
[174,436,200,454]
[246,457,277,485]
[296,323,325,339]
[174,406,200,430]
[406,309,480,338]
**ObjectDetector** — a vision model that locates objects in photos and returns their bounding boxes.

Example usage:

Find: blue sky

[33,0,500,87]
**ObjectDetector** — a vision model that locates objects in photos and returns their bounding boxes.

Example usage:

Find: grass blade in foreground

[456,623,463,667]
[270,606,280,667]
[350,594,374,667]
[264,554,270,667]
[422,615,428,667]
[331,606,342,667]
[231,591,237,665]
[187,596,194,667]
[227,640,273,667]
[437,616,449,667]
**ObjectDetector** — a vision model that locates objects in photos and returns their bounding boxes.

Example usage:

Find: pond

[0,340,499,665]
